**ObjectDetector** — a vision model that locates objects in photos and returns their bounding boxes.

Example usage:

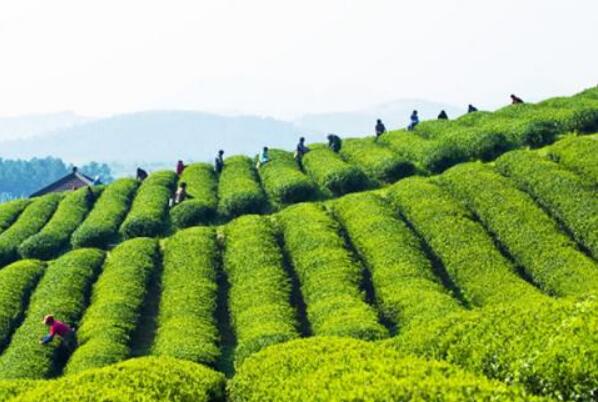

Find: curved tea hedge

[229,337,539,401]
[547,134,598,187]
[217,156,267,218]
[0,380,38,401]
[340,138,414,183]
[387,177,541,306]
[496,150,598,259]
[10,356,225,402]
[0,200,30,235]
[257,149,317,207]
[332,193,462,328]
[71,178,139,248]
[0,260,45,350]
[389,296,598,401]
[302,145,368,196]
[439,163,598,296]
[152,227,220,365]
[170,163,218,229]
[18,187,99,260]
[381,130,466,174]
[120,171,177,239]
[278,203,388,340]
[65,238,159,374]
[0,249,105,379]
[223,215,299,364]
[0,194,62,268]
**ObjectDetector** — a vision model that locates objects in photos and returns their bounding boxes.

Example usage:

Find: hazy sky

[0,0,596,119]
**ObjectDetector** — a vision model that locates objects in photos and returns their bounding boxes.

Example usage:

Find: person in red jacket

[40,315,76,349]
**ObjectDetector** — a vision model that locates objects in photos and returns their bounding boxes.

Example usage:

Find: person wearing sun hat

[40,314,76,350]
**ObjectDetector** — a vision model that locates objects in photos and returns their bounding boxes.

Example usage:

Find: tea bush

[0,200,30,235]
[277,203,388,340]
[257,149,317,207]
[0,380,38,401]
[152,227,220,365]
[438,162,598,295]
[0,194,62,268]
[387,177,541,306]
[388,296,598,401]
[381,131,464,174]
[496,150,598,259]
[65,238,159,374]
[229,337,540,401]
[71,178,139,248]
[340,137,415,183]
[223,215,299,364]
[302,145,368,196]
[170,163,218,228]
[18,187,100,260]
[217,156,267,218]
[119,171,177,239]
[11,356,225,402]
[547,134,598,187]
[0,249,105,379]
[332,193,462,328]
[0,260,45,349]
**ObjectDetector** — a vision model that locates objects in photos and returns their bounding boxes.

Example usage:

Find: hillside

[295,98,464,135]
[0,111,307,167]
[0,99,462,172]
[0,87,596,401]
[0,112,91,142]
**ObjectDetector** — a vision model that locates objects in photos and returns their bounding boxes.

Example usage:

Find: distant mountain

[0,100,465,177]
[0,111,308,173]
[294,99,465,136]
[0,111,92,141]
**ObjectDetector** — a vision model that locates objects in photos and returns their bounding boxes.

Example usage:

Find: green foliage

[381,131,464,174]
[223,215,299,364]
[0,199,30,235]
[439,162,598,296]
[388,296,598,401]
[10,356,225,402]
[119,171,177,239]
[0,194,62,268]
[0,249,105,379]
[152,227,220,365]
[71,178,139,248]
[0,260,45,350]
[0,380,39,401]
[257,149,317,207]
[387,177,541,306]
[496,150,598,260]
[277,203,388,340]
[302,145,368,196]
[170,163,218,228]
[217,156,267,218]
[547,134,598,187]
[229,337,540,402]
[65,238,159,374]
[340,137,415,183]
[332,193,462,328]
[18,187,100,260]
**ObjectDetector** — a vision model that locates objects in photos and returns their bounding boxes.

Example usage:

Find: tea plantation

[0,87,596,401]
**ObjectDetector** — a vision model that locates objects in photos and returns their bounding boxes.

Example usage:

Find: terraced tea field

[0,87,597,401]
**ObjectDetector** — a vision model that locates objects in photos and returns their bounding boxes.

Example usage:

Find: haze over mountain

[0,111,305,174]
[295,99,464,136]
[0,112,92,141]
[0,99,459,176]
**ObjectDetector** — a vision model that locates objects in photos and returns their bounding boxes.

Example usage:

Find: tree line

[0,157,112,202]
